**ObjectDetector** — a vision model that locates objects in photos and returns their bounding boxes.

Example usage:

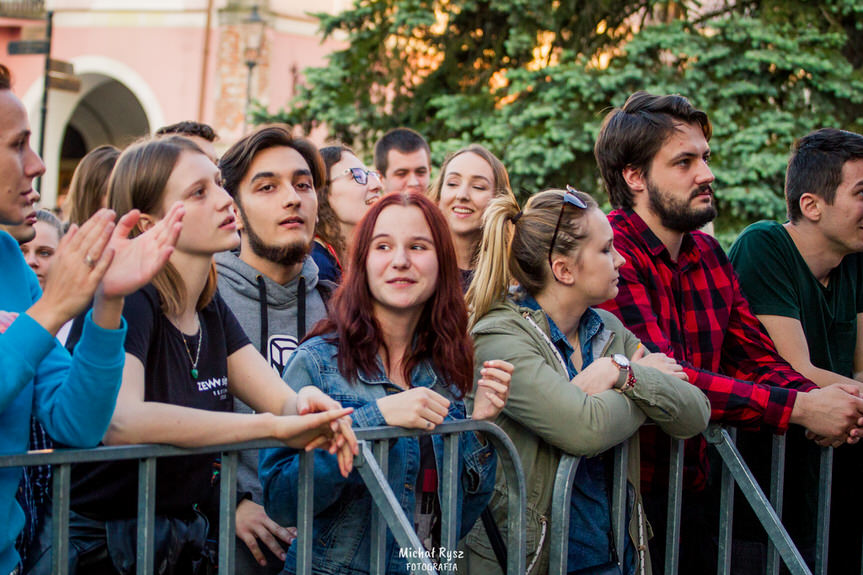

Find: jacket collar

[356,354,440,389]
[514,292,610,372]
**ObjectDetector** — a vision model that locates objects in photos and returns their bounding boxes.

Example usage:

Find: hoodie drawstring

[256,275,268,357]
[256,273,308,361]
[297,276,307,341]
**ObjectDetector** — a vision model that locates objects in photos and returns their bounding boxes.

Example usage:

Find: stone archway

[22,56,164,208]
[54,79,151,210]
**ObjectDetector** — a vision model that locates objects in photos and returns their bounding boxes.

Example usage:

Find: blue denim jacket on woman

[259,335,497,575]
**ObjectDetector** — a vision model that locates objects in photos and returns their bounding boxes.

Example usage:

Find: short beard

[240,210,310,267]
[647,179,717,233]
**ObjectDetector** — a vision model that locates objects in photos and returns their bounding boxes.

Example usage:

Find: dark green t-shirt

[729,220,863,378]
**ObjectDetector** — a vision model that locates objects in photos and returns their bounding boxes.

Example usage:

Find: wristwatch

[610,353,637,393]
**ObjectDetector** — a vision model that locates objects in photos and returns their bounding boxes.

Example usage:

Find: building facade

[0,0,346,207]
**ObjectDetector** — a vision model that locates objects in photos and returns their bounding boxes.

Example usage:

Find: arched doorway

[55,79,151,213]
[22,57,164,209]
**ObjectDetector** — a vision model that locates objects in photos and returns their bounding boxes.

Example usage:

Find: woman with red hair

[260,191,512,574]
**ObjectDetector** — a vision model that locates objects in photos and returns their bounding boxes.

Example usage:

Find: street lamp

[243,4,265,131]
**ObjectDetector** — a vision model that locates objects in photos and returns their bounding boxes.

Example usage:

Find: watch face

[613,353,630,369]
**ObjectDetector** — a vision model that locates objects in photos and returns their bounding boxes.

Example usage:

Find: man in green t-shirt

[730,128,863,574]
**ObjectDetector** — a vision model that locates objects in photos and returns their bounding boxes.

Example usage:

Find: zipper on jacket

[526,515,548,575]
[599,331,616,358]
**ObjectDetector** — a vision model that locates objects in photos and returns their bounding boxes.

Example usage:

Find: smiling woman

[259,191,513,575]
[428,144,516,290]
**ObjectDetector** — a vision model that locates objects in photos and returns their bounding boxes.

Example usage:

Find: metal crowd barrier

[0,419,525,575]
[546,424,834,575]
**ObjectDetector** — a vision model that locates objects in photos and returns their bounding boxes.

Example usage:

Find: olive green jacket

[462,300,710,575]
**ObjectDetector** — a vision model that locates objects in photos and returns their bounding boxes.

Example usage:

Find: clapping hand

[98,202,185,299]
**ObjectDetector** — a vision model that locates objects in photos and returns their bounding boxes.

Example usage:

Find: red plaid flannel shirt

[598,209,816,492]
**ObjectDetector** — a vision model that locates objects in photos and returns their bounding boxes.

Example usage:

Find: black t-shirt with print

[68,285,250,520]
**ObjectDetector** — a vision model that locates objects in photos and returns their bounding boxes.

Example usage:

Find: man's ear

[232,200,244,232]
[622,165,646,193]
[798,193,822,223]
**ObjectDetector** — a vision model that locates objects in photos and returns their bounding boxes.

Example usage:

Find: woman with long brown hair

[260,191,512,574]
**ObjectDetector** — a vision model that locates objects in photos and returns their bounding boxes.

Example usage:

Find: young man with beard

[729,128,863,573]
[216,125,329,574]
[594,91,863,573]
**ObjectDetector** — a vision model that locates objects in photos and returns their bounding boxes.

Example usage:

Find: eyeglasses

[330,167,381,186]
[548,185,588,273]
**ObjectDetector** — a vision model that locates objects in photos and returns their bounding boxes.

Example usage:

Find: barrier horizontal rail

[2,421,853,575]
[0,419,525,575]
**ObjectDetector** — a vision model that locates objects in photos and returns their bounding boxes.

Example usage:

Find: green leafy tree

[254,0,863,243]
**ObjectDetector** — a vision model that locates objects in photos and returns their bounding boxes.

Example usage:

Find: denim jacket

[259,335,497,575]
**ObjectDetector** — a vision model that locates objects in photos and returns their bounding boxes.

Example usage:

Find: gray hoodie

[214,250,329,504]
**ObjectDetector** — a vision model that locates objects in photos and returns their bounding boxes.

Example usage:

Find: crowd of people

[1,59,862,575]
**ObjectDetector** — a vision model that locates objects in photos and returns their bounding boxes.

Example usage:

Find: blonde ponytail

[466,194,521,326]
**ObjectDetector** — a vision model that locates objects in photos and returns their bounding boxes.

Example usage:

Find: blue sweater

[0,231,126,573]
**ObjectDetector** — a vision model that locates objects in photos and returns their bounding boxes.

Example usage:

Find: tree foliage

[254,0,863,243]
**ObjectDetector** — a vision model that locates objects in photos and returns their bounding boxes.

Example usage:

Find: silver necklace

[181,316,202,379]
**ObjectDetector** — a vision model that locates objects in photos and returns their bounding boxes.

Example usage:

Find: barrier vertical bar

[665,438,684,575]
[705,426,810,575]
[611,442,629,567]
[482,429,526,575]
[295,449,315,575]
[859,536,863,575]
[51,463,71,575]
[549,455,580,574]
[766,434,787,575]
[369,440,389,574]
[355,442,436,571]
[440,433,459,566]
[814,447,833,575]
[219,451,239,574]
[136,457,157,575]
[716,427,736,575]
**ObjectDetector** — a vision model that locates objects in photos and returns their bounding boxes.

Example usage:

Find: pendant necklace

[181,315,203,379]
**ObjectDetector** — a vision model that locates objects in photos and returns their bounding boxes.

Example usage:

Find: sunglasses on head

[547,185,588,273]
[330,167,381,186]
